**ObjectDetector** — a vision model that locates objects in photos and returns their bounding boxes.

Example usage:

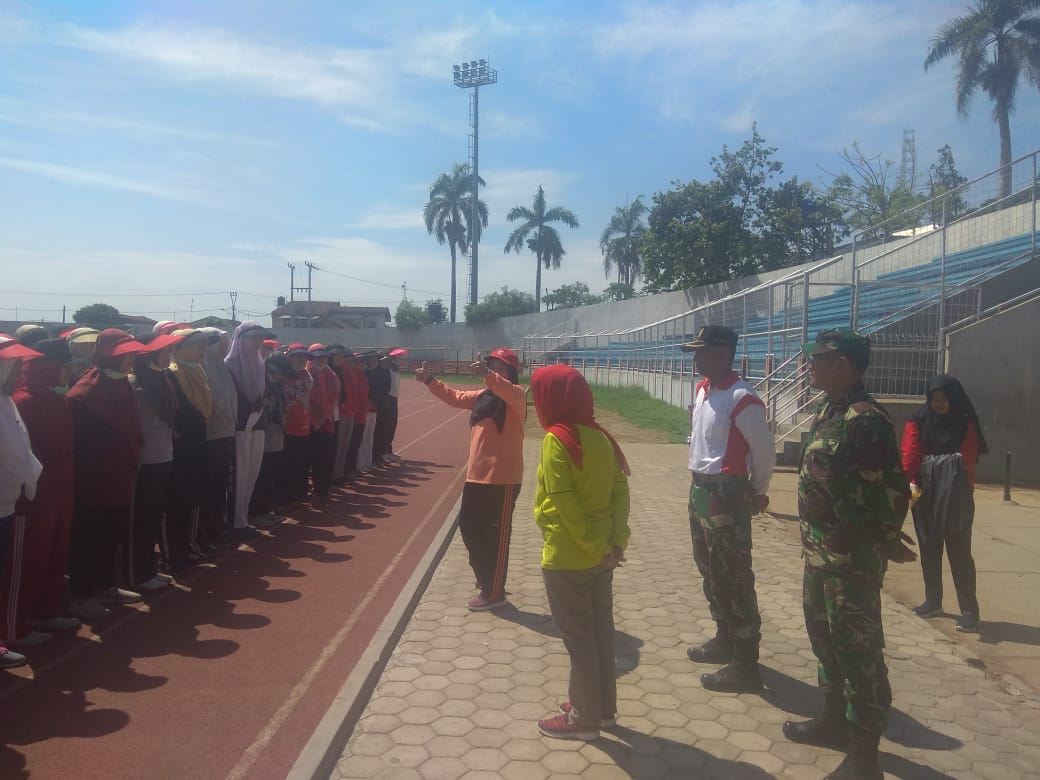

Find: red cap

[0,338,44,360]
[388,347,408,357]
[96,328,152,358]
[486,348,521,369]
[263,339,281,348]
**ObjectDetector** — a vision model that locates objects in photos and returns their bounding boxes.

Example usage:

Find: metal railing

[522,149,1040,438]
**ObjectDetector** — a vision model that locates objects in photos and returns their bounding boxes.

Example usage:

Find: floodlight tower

[453,58,497,308]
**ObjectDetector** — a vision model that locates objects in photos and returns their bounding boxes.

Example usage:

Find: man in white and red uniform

[683,325,775,693]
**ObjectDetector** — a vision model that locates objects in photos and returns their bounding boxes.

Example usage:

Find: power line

[318,266,449,298]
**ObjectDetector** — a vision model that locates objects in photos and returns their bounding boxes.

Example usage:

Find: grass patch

[590,384,690,444]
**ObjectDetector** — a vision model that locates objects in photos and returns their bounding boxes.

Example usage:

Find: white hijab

[0,358,42,511]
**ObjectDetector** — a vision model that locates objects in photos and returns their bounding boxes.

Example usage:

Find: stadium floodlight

[452,58,498,309]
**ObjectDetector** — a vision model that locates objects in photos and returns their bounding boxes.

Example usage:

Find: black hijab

[911,374,988,459]
[132,350,178,427]
[470,364,520,433]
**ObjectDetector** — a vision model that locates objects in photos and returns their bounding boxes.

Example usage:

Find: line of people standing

[0,322,406,670]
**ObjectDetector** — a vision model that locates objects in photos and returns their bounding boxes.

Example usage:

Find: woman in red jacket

[901,374,987,633]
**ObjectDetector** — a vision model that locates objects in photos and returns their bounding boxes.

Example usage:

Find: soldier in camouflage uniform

[784,329,915,780]
[682,326,775,693]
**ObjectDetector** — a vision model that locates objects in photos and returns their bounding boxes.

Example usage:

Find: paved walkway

[331,441,1040,780]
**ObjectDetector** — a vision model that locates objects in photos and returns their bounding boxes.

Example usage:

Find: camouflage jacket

[798,382,910,575]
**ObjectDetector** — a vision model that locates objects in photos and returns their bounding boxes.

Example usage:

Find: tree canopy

[464,287,537,325]
[394,298,427,331]
[72,302,122,326]
[641,126,844,292]
[543,282,600,310]
[925,0,1040,198]
[504,186,579,311]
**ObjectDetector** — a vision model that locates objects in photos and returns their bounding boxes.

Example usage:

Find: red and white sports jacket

[688,371,775,495]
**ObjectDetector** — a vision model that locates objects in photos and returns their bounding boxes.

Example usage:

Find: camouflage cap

[801,328,870,369]
[681,325,739,352]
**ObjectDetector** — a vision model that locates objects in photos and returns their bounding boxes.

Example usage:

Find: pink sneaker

[466,593,507,611]
[537,711,599,741]
[559,702,616,728]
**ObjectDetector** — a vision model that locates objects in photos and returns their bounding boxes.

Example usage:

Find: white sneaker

[94,587,142,605]
[136,575,170,591]
[0,646,27,669]
[69,597,110,620]
[33,615,81,632]
[8,630,54,648]
[154,572,174,584]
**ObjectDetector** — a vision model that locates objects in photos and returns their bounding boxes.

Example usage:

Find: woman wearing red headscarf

[65,329,150,621]
[5,339,79,648]
[529,364,631,742]
[415,348,527,611]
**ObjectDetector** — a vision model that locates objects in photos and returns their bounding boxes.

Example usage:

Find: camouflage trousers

[688,475,761,661]
[803,564,892,733]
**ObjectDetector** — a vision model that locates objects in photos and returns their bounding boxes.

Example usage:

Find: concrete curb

[286,497,463,780]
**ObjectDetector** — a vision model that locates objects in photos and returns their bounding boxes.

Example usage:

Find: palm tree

[925,0,1040,198]
[504,186,579,311]
[600,196,648,287]
[423,163,488,323]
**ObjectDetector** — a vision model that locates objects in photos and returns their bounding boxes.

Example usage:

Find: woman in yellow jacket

[530,364,631,741]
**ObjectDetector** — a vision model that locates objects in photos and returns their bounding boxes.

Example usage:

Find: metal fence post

[938,196,948,374]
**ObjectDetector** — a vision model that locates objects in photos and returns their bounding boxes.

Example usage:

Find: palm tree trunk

[997,100,1013,199]
[535,253,543,312]
[449,244,458,323]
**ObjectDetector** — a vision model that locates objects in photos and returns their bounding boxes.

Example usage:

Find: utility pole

[304,261,319,328]
[288,263,296,328]
[229,291,238,325]
[402,281,407,300]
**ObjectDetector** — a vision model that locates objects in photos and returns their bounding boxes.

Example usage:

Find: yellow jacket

[535,425,630,570]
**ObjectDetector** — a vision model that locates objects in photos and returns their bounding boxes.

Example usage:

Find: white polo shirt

[688,371,775,495]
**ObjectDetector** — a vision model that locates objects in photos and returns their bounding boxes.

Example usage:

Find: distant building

[271,301,392,329]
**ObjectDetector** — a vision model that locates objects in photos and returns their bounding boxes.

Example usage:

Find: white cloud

[0,156,212,203]
[349,203,424,231]
[482,167,579,227]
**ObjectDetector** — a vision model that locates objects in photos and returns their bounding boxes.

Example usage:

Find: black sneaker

[912,601,942,618]
[956,612,980,632]
[701,662,763,693]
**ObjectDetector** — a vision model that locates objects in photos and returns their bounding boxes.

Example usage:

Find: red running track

[0,381,472,780]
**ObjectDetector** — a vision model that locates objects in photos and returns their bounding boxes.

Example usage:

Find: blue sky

[2,0,1039,326]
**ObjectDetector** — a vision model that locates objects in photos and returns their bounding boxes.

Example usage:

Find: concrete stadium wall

[946,295,1040,487]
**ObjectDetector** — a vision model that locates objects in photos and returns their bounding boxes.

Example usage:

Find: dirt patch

[523,405,670,444]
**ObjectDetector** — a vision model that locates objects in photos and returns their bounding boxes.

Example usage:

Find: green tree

[425,299,446,325]
[464,287,537,325]
[927,144,969,224]
[925,0,1040,199]
[423,163,489,324]
[600,196,648,286]
[757,179,846,269]
[824,142,924,237]
[543,282,600,310]
[602,282,637,301]
[504,186,579,312]
[72,302,122,326]
[394,298,428,331]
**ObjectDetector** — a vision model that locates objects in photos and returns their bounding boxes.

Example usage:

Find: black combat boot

[782,693,849,750]
[700,661,763,692]
[686,627,733,663]
[824,728,883,780]
[701,640,763,693]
